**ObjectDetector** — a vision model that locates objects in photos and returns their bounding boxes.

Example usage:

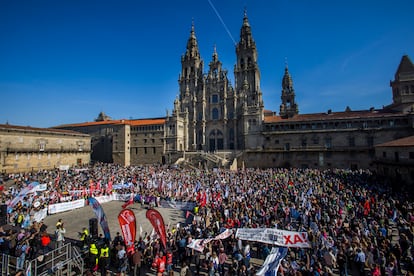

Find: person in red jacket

[166,249,173,276]
[40,232,51,254]
[152,250,166,276]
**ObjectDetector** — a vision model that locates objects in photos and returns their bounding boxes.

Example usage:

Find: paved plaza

[42,201,186,242]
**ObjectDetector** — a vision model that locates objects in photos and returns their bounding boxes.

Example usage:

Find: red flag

[107,180,113,193]
[54,174,60,187]
[186,210,192,219]
[118,209,136,254]
[146,209,167,249]
[200,191,207,207]
[89,180,95,196]
[122,193,134,209]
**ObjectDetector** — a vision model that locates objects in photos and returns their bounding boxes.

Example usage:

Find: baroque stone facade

[0,124,91,173]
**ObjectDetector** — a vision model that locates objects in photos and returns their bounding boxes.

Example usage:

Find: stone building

[374,135,414,190]
[165,13,414,170]
[55,115,166,166]
[54,12,414,178]
[0,124,91,173]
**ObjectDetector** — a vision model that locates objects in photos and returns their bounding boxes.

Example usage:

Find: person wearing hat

[55,223,66,252]
[56,219,63,228]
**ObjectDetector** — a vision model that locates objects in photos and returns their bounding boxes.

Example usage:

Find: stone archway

[208,129,224,152]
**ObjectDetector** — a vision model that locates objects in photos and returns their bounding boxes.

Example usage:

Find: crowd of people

[0,162,413,276]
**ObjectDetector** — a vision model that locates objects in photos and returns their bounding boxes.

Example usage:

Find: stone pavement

[42,201,185,241]
[41,201,267,276]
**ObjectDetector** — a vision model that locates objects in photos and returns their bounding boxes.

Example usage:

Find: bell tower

[234,10,264,150]
[280,64,299,118]
[390,55,414,112]
[177,22,205,151]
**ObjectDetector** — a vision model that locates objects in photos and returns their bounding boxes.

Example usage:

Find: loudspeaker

[0,205,7,226]
[89,218,98,239]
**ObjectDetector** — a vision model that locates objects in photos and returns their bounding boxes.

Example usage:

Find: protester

[0,163,413,276]
[55,223,66,252]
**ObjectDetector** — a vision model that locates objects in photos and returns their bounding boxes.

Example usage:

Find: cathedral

[51,12,414,184]
[165,12,265,153]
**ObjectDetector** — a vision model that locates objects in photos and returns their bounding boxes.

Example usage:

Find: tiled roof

[54,120,125,128]
[264,109,403,123]
[375,136,414,147]
[0,124,89,136]
[54,118,166,128]
[126,118,165,126]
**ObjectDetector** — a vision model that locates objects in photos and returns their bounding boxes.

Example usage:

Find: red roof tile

[0,124,89,136]
[264,110,403,123]
[54,118,166,128]
[375,136,414,147]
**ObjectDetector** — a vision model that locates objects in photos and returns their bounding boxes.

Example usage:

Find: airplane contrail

[207,0,237,46]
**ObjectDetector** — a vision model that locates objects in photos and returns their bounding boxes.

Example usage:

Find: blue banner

[256,247,288,276]
[8,181,39,213]
[87,197,111,241]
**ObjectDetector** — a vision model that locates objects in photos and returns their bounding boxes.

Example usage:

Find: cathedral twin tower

[166,12,295,153]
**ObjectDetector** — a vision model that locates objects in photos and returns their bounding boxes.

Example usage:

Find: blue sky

[1,0,413,128]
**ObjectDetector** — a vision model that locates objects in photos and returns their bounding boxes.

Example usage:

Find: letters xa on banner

[146,209,167,249]
[118,209,137,254]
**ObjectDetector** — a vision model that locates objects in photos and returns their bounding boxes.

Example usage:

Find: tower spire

[280,62,299,118]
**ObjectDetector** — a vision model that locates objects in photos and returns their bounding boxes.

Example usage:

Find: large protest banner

[87,197,111,241]
[7,182,39,212]
[236,228,310,248]
[146,209,167,249]
[118,209,137,254]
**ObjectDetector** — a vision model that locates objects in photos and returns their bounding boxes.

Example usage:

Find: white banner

[187,229,233,252]
[35,183,48,192]
[59,165,70,171]
[235,228,310,248]
[114,193,133,201]
[95,194,116,204]
[33,208,48,222]
[160,200,196,211]
[48,199,85,214]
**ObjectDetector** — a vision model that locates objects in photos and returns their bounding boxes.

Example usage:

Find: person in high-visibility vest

[99,242,110,276]
[89,241,99,271]
[80,227,89,248]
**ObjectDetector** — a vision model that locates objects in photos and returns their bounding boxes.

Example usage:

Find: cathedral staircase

[176,151,236,169]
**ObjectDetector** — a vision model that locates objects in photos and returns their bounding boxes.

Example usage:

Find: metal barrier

[1,242,84,276]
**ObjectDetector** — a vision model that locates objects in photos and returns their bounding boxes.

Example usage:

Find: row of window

[271,136,374,148]
[130,125,164,132]
[265,119,405,132]
[14,152,74,160]
[394,85,414,95]
[132,138,162,144]
[133,147,157,155]
[382,151,414,161]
